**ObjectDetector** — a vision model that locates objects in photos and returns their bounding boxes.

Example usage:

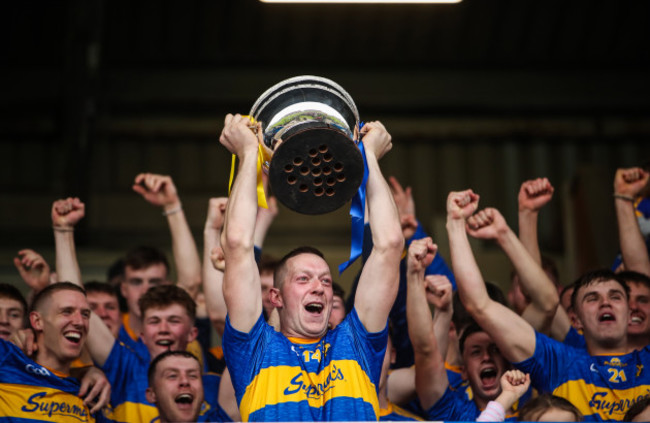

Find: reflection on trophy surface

[250,75,364,215]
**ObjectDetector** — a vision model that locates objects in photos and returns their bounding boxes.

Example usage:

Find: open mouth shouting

[63,330,83,344]
[156,339,174,349]
[175,392,195,408]
[598,312,616,323]
[305,302,324,315]
[479,367,499,390]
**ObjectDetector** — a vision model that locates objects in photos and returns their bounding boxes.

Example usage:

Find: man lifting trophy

[249,75,365,215]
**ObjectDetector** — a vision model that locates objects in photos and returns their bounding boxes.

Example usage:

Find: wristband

[613,193,635,202]
[162,205,183,216]
[53,226,74,232]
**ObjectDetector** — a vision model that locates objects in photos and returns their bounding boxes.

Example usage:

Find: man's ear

[187,326,198,343]
[269,287,283,308]
[145,387,156,404]
[29,311,43,332]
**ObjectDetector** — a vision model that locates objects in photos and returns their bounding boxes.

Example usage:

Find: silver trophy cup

[250,75,364,215]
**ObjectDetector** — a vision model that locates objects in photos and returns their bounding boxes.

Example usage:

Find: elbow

[374,230,405,257]
[223,225,254,253]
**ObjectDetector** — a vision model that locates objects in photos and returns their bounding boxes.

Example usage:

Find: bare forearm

[168,210,202,298]
[616,198,650,275]
[203,228,227,336]
[54,231,82,286]
[406,271,436,354]
[518,209,542,265]
[497,227,558,318]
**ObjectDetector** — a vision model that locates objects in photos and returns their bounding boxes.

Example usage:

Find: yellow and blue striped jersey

[516,331,650,421]
[0,339,95,422]
[99,341,230,423]
[379,401,424,421]
[223,309,387,422]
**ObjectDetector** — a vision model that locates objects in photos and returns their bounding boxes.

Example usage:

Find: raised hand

[500,369,531,400]
[466,207,509,240]
[360,121,392,160]
[406,237,437,275]
[132,173,180,209]
[13,249,51,293]
[518,178,554,212]
[424,274,452,312]
[389,176,418,239]
[446,189,479,221]
[219,114,261,156]
[205,197,228,232]
[210,246,226,272]
[51,197,85,229]
[614,167,649,197]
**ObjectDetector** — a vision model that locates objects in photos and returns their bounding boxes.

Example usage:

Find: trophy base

[268,122,364,215]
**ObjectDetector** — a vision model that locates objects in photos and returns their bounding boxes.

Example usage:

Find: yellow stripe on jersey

[239,359,379,421]
[554,380,650,421]
[102,400,158,423]
[0,384,95,422]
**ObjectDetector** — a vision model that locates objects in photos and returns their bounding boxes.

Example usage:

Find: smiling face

[87,291,121,338]
[461,331,509,409]
[574,279,629,351]
[0,297,25,341]
[627,282,650,338]
[141,304,197,359]
[146,354,204,423]
[271,253,333,339]
[31,289,90,372]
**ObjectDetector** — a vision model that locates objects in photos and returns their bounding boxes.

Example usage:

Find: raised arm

[614,167,650,276]
[133,173,202,299]
[14,249,51,296]
[467,207,559,334]
[446,190,535,363]
[51,198,115,366]
[202,197,229,337]
[517,178,554,265]
[353,122,404,333]
[219,114,263,333]
[406,237,452,410]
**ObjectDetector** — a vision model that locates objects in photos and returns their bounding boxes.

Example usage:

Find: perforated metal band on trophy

[250,75,364,215]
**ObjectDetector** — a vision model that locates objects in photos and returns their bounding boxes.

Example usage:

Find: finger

[388,176,404,195]
[91,383,111,414]
[78,375,90,398]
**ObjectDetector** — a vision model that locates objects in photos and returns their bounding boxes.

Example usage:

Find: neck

[35,344,70,375]
[626,333,649,352]
[586,337,628,356]
[128,312,142,338]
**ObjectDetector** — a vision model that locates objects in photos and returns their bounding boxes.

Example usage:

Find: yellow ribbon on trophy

[227,116,269,209]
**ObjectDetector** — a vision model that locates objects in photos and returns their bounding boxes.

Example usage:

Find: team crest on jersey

[603,358,626,367]
[637,364,643,377]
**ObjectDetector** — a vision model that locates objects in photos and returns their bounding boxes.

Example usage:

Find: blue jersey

[0,339,95,422]
[563,326,587,350]
[223,309,387,421]
[515,331,650,421]
[379,401,423,421]
[99,341,229,423]
[425,385,527,422]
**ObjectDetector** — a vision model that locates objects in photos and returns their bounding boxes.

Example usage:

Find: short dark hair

[332,282,345,300]
[30,282,86,314]
[83,281,118,298]
[453,281,507,336]
[124,246,169,275]
[273,246,326,289]
[458,321,486,355]
[148,350,200,386]
[0,283,28,314]
[619,270,650,290]
[624,395,650,422]
[518,393,582,422]
[570,269,629,311]
[258,254,280,275]
[138,285,196,323]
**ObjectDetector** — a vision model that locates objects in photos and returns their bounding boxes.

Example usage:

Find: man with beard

[219,115,403,421]
[446,189,650,421]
